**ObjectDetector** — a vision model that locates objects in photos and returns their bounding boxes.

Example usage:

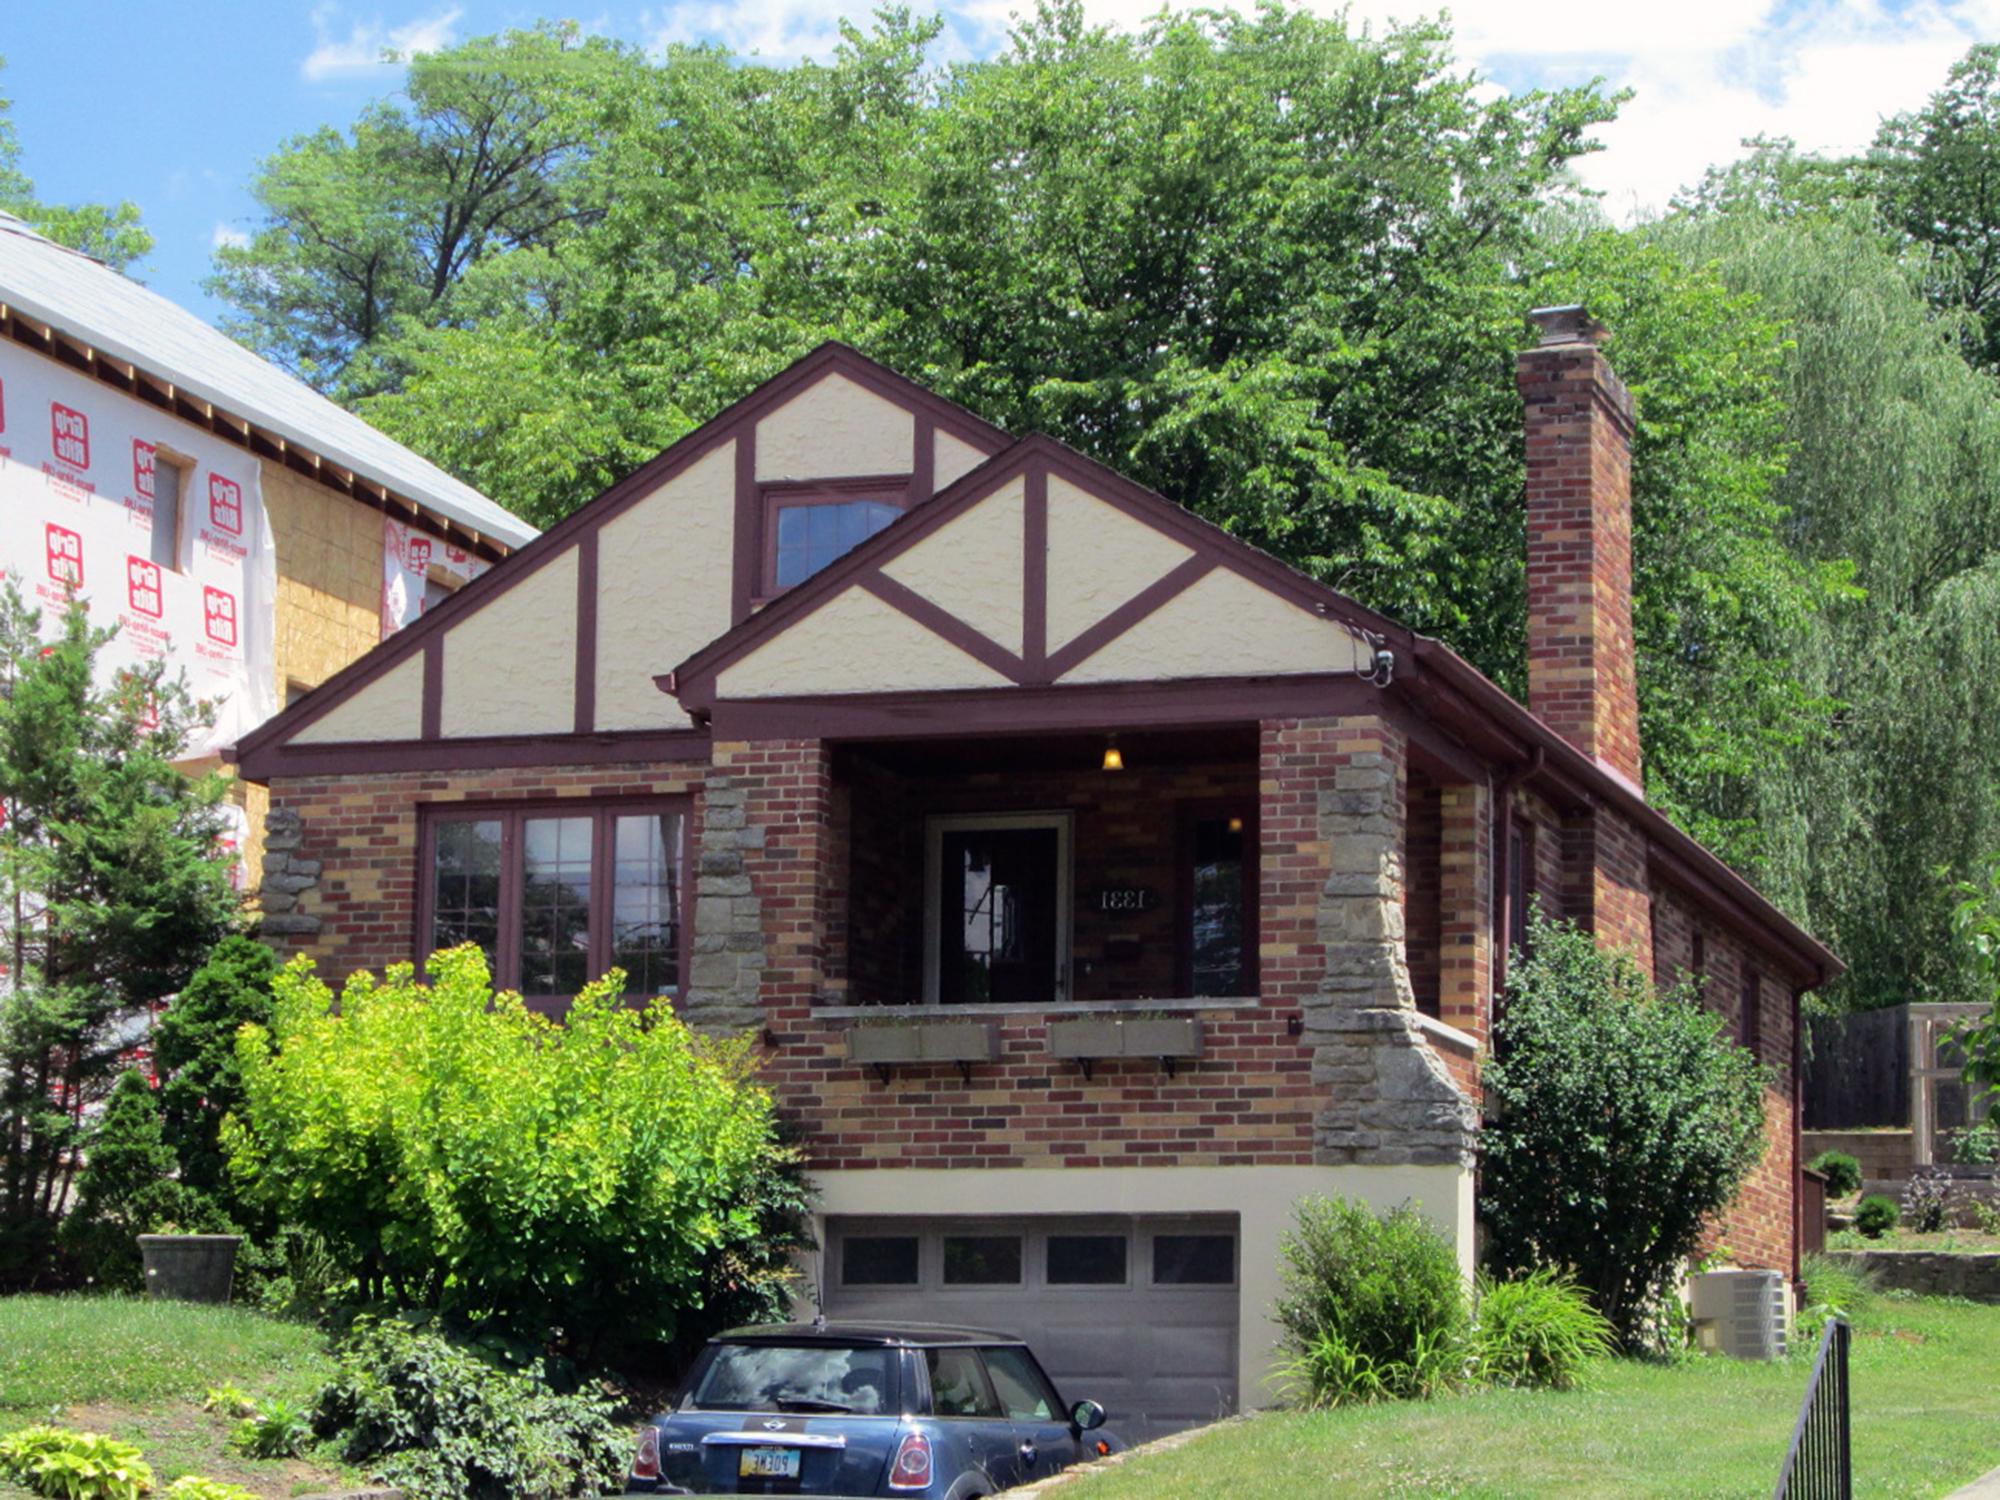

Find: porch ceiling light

[1101,738,1125,772]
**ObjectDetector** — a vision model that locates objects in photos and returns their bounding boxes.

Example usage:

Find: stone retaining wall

[1821,1250,2000,1302]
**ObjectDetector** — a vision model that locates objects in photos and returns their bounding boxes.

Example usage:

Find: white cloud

[643,0,849,62]
[302,3,463,82]
[211,222,251,252]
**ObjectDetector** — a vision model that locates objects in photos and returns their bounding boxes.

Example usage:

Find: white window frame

[922,811,1073,1005]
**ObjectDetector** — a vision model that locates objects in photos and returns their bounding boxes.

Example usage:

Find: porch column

[686,738,835,1033]
[1436,780,1492,1045]
[1261,716,1477,1171]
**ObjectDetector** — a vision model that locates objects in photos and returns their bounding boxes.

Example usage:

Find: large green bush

[1272,1196,1467,1405]
[223,945,791,1358]
[1807,1149,1862,1198]
[313,1317,625,1500]
[1480,916,1767,1347]
[154,936,278,1211]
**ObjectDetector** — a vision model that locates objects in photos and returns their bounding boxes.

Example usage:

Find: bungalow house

[229,308,1838,1439]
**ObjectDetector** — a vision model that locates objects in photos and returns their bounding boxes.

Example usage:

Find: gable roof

[668,430,1403,707]
[0,211,534,551]
[229,341,1012,771]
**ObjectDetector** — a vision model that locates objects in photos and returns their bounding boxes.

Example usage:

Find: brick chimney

[1517,306,1642,789]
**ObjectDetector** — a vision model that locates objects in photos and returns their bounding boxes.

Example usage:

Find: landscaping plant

[153,936,279,1213]
[1855,1193,1900,1238]
[1480,915,1768,1347]
[313,1316,626,1500]
[1272,1196,1467,1405]
[162,1481,257,1500]
[1807,1149,1863,1198]
[0,588,241,1290]
[1471,1269,1616,1391]
[1902,1168,1955,1233]
[224,945,793,1359]
[0,1425,152,1500]
[226,1395,311,1460]
[60,1069,206,1290]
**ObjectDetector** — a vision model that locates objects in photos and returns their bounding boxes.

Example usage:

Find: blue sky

[6,0,2000,325]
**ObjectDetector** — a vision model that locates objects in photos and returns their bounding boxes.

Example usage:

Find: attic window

[763,485,904,594]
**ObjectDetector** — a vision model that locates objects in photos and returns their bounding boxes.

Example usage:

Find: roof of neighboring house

[0,211,536,552]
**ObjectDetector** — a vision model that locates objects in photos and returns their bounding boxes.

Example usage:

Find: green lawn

[0,1296,351,1498]
[1064,1294,2000,1500]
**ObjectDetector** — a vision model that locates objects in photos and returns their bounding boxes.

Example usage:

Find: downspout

[1491,747,1544,1004]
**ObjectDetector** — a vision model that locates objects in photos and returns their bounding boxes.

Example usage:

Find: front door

[929,817,1069,1005]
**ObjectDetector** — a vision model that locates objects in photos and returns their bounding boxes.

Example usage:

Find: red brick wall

[1518,330,1644,787]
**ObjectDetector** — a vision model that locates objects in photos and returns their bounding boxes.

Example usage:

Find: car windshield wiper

[772,1396,854,1413]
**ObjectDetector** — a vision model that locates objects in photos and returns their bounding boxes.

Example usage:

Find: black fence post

[1774,1316,1851,1500]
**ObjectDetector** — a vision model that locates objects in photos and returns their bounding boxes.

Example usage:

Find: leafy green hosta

[223,945,791,1359]
[161,1479,257,1500]
[0,1426,153,1500]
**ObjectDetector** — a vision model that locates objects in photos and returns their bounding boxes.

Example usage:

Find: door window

[1186,812,1250,996]
[841,1235,920,1286]
[980,1346,1062,1421]
[943,1235,1022,1286]
[928,816,1070,1004]
[1152,1233,1235,1285]
[926,1347,1003,1419]
[1046,1233,1127,1285]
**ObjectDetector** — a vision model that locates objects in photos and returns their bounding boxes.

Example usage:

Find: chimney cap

[1527,304,1608,347]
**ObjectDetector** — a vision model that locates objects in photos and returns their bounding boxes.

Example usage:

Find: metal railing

[1774,1316,1851,1500]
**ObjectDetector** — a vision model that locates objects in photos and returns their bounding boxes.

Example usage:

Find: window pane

[150,459,181,570]
[841,1236,919,1286]
[807,502,838,557]
[431,818,502,970]
[981,1346,1059,1421]
[943,1236,1021,1286]
[692,1344,896,1415]
[926,1347,1002,1419]
[1190,814,1247,996]
[771,499,903,591]
[520,815,592,996]
[1153,1234,1234,1285]
[1047,1234,1126,1285]
[613,812,682,997]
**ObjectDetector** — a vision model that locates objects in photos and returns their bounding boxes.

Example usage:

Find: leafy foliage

[1901,1169,1955,1234]
[1480,915,1768,1347]
[313,1317,626,1500]
[60,1069,207,1289]
[0,1426,152,1500]
[226,1395,310,1460]
[1807,1150,1863,1199]
[1948,1122,2000,1166]
[223,945,789,1358]
[1799,1253,1876,1321]
[153,937,278,1215]
[1855,1194,1900,1239]
[1953,858,2000,1121]
[1272,1196,1467,1406]
[161,1480,257,1500]
[1471,1269,1615,1391]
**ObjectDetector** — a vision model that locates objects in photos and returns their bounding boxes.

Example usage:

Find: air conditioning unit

[1689,1268,1789,1360]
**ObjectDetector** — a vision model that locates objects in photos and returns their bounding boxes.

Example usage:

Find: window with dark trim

[420,800,687,1001]
[761,483,904,594]
[841,1235,919,1287]
[1179,804,1256,997]
[1740,969,1762,1061]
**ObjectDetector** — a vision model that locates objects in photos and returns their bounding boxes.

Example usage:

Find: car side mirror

[1070,1399,1107,1431]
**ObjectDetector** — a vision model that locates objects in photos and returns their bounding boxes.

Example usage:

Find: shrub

[1807,1149,1862,1199]
[154,936,278,1212]
[224,947,790,1359]
[1800,1252,1876,1315]
[228,1396,311,1459]
[1947,1121,2000,1166]
[162,1480,257,1500]
[1855,1193,1900,1238]
[0,1425,153,1500]
[1272,1196,1467,1405]
[1901,1168,1954,1233]
[59,1070,206,1291]
[313,1317,626,1500]
[1480,915,1768,1347]
[1471,1269,1615,1391]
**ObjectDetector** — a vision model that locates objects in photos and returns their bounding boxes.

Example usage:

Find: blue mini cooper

[626,1322,1120,1497]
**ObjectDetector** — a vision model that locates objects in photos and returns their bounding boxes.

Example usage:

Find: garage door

[823,1215,1239,1443]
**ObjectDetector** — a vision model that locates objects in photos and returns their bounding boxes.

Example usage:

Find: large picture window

[420,801,687,1002]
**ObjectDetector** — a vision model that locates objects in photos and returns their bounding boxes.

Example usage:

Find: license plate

[738,1446,802,1479]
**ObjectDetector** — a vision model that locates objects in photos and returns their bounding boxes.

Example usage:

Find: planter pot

[847,1022,999,1066]
[138,1233,241,1304]
[1048,1017,1205,1061]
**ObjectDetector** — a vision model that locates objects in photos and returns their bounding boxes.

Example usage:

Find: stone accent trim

[257,805,323,938]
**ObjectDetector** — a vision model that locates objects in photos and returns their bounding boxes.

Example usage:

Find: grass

[1827,1227,2000,1252]
[1064,1292,2000,1500]
[0,1296,352,1499]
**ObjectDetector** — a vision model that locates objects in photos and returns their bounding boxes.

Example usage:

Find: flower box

[1048,1016,1204,1062]
[847,1021,999,1068]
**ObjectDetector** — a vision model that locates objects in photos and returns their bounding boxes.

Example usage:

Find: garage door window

[841,1235,919,1286]
[1047,1233,1126,1285]
[927,1348,1003,1419]
[943,1235,1022,1286]
[1153,1233,1235,1285]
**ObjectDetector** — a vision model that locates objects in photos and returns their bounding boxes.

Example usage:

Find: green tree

[60,1069,187,1289]
[224,945,790,1360]
[0,586,241,1289]
[1481,915,1768,1347]
[153,936,277,1210]
[0,58,152,270]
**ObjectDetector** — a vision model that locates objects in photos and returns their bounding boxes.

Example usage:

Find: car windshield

[689,1343,897,1415]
